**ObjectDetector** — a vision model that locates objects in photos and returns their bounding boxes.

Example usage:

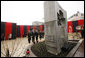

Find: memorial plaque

[44,1,68,55]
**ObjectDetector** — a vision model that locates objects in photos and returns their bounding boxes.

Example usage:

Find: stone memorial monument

[44,1,68,55]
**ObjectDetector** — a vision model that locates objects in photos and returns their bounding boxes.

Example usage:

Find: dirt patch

[31,41,77,57]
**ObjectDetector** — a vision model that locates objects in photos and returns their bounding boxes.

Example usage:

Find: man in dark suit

[35,30,39,43]
[42,31,44,38]
[81,25,84,38]
[28,31,31,43]
[1,33,4,41]
[31,30,35,44]
[39,31,42,40]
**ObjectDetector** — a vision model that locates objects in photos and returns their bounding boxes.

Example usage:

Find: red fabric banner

[78,19,84,32]
[78,19,84,26]
[5,22,12,40]
[67,21,73,33]
[20,25,24,37]
[40,25,43,32]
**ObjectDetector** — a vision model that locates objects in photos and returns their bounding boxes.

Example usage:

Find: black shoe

[37,41,38,43]
[34,42,35,44]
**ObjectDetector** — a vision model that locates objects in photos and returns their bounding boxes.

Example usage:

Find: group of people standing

[76,25,84,38]
[28,30,44,44]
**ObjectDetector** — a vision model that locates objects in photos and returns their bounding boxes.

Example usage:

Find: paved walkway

[1,37,45,57]
[74,40,84,57]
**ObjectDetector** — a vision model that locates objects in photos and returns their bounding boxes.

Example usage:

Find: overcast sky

[1,1,84,25]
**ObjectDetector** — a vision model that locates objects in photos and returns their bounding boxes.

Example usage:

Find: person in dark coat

[1,33,4,41]
[39,31,42,40]
[35,30,39,43]
[6,48,11,57]
[31,30,35,44]
[42,31,44,38]
[81,25,84,38]
[28,31,31,43]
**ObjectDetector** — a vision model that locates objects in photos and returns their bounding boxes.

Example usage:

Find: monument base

[46,45,61,55]
[31,40,82,57]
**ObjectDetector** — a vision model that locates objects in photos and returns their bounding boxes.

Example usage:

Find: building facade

[32,21,44,26]
[67,11,84,33]
[68,11,84,21]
